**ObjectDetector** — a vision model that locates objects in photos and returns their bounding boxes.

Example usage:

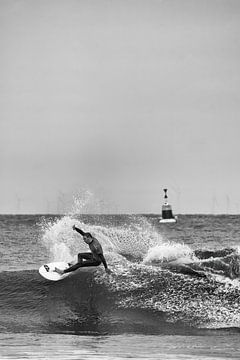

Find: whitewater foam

[143,242,196,265]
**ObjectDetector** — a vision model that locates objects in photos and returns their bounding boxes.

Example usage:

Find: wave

[1,244,240,335]
[2,211,238,335]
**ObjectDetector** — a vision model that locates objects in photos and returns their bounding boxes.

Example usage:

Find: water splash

[69,190,94,215]
[143,242,195,264]
[41,216,77,262]
[40,191,167,263]
[95,260,240,329]
[40,191,107,261]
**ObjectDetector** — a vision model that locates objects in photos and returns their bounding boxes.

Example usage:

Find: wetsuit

[63,228,108,274]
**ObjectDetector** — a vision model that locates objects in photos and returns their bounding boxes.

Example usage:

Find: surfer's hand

[105,268,112,275]
[72,225,76,231]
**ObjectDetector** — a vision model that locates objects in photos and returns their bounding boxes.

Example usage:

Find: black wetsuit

[63,228,108,273]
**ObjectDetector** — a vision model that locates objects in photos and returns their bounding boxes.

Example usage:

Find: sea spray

[40,191,106,261]
[41,215,77,262]
[40,192,167,263]
[97,259,240,329]
[40,214,162,264]
[69,190,94,215]
[41,191,199,274]
[143,242,195,265]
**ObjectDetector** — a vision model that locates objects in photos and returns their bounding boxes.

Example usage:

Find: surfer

[55,225,111,275]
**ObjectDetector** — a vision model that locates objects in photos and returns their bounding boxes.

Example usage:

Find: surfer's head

[83,232,93,244]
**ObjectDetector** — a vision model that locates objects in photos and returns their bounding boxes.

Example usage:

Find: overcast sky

[1,0,240,214]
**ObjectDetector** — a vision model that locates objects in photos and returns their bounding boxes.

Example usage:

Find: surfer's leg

[80,253,101,266]
[64,253,93,273]
[63,262,83,273]
[76,253,101,267]
[79,256,101,268]
[77,252,92,263]
[79,259,101,267]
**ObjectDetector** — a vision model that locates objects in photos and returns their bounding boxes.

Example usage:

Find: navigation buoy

[159,189,177,223]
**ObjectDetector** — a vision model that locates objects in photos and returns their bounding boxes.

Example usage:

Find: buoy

[159,189,177,223]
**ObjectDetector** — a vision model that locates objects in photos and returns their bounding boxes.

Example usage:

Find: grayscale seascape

[0,214,240,359]
[1,0,240,358]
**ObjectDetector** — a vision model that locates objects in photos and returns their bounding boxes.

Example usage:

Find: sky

[1,0,240,214]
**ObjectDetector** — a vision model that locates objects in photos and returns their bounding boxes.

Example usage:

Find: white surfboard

[39,261,71,281]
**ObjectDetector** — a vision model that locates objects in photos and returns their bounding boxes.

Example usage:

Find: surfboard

[39,261,71,281]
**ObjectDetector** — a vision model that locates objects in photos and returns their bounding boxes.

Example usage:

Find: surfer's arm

[73,225,85,236]
[99,254,111,273]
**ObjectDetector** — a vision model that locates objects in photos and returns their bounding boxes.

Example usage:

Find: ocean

[0,213,240,359]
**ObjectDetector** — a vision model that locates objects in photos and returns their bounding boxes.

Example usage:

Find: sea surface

[0,213,240,359]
